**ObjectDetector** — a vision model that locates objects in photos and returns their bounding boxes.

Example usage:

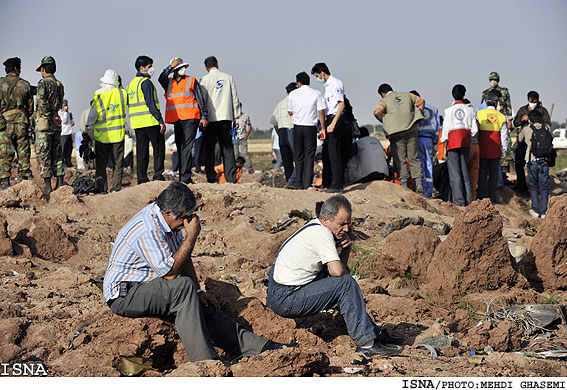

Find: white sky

[1,0,566,130]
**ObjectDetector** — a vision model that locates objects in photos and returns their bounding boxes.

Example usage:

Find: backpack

[530,124,554,159]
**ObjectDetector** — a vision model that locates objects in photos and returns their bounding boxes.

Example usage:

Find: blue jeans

[418,137,434,198]
[527,160,549,215]
[266,266,379,347]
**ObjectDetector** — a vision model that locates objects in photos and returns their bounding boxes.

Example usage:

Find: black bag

[71,175,96,195]
[530,124,554,159]
[343,95,360,138]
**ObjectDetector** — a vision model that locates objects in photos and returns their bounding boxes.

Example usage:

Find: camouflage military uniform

[481,85,513,170]
[0,74,34,179]
[35,74,65,178]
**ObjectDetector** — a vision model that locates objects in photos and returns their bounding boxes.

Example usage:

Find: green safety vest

[127,76,160,129]
[93,87,127,143]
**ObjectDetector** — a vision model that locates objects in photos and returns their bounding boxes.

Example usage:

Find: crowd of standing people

[0,55,556,215]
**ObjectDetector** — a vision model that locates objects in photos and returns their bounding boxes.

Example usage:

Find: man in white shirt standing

[311,63,351,193]
[58,99,74,168]
[199,56,241,183]
[287,71,326,190]
[266,195,402,357]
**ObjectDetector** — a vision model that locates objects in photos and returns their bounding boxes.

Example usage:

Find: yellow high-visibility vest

[93,87,127,143]
[127,76,159,129]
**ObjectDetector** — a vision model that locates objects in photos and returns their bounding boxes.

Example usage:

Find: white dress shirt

[287,85,326,126]
[323,75,344,116]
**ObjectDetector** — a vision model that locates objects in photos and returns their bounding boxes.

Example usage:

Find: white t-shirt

[273,219,340,286]
[287,85,326,126]
[323,75,344,116]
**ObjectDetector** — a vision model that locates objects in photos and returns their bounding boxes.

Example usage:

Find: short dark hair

[527,91,539,102]
[204,56,218,69]
[236,156,246,165]
[528,109,543,124]
[409,90,420,97]
[359,126,370,138]
[485,90,501,106]
[296,71,310,86]
[156,181,197,220]
[135,55,153,71]
[451,84,466,101]
[311,63,330,75]
[378,83,393,95]
[318,195,352,221]
[285,82,297,94]
[43,63,56,74]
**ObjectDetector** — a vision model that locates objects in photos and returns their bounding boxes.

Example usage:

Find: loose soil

[0,162,566,377]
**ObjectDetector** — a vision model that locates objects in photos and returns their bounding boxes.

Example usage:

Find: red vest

[164,76,200,123]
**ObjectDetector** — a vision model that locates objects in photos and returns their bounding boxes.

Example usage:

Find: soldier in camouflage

[0,57,34,189]
[34,56,65,194]
[480,72,513,185]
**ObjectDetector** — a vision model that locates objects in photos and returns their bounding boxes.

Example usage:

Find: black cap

[3,57,21,69]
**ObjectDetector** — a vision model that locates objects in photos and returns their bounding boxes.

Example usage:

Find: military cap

[488,72,500,81]
[3,57,21,68]
[36,56,56,72]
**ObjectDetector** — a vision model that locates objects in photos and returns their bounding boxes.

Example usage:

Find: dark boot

[55,175,65,189]
[0,178,10,190]
[43,177,52,195]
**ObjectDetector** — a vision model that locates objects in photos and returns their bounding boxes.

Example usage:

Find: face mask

[490,80,498,88]
[316,77,325,84]
[177,67,186,76]
[147,66,155,77]
[528,102,537,110]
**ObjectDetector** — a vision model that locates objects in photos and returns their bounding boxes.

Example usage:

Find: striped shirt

[103,203,183,301]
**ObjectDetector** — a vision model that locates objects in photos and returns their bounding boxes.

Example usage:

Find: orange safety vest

[164,76,200,123]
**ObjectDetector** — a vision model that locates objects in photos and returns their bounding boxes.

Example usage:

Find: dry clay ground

[0,162,567,377]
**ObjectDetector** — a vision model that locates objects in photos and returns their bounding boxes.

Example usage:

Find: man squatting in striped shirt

[103,181,296,362]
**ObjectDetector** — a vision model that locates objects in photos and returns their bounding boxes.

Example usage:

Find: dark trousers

[204,120,236,183]
[135,125,165,184]
[109,277,268,362]
[61,134,73,166]
[478,158,500,203]
[95,140,124,192]
[293,125,317,189]
[322,116,351,190]
[515,140,528,192]
[194,136,203,173]
[447,147,472,206]
[174,119,199,183]
[278,128,295,182]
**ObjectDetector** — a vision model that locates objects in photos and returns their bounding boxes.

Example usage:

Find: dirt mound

[530,194,567,290]
[13,216,77,261]
[460,320,525,353]
[427,199,523,305]
[382,225,440,279]
[5,180,46,206]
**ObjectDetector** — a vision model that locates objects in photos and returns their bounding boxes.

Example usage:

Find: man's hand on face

[183,214,201,240]
[198,291,220,311]
[336,233,352,249]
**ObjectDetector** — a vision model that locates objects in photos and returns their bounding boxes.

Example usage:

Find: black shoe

[324,188,342,193]
[55,175,65,189]
[261,340,299,353]
[43,177,52,195]
[355,342,400,357]
[152,175,166,181]
[376,330,405,345]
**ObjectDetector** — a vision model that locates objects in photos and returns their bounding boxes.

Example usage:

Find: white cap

[100,69,118,86]
[173,62,189,71]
